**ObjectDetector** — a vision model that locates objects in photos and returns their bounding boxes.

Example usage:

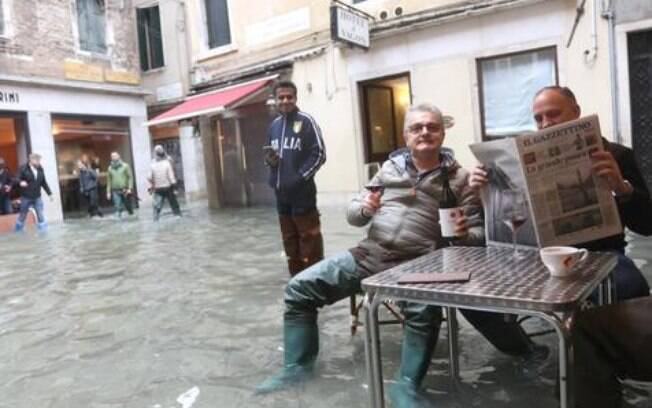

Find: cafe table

[361,246,618,408]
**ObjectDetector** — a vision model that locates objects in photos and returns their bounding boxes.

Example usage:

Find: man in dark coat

[15,153,53,231]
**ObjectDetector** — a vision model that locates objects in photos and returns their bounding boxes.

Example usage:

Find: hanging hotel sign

[330,3,371,49]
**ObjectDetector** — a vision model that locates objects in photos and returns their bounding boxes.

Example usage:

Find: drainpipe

[602,0,621,143]
[584,0,598,63]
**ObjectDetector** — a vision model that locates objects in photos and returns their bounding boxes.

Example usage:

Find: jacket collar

[389,147,458,176]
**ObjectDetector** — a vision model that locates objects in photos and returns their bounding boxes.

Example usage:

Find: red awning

[145,77,274,127]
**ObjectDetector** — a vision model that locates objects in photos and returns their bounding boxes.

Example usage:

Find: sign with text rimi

[330,5,370,49]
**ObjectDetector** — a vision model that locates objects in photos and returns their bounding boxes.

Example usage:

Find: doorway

[359,73,412,164]
[628,29,652,192]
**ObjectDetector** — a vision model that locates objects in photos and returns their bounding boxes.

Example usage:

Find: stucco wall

[615,0,652,24]
[345,0,614,171]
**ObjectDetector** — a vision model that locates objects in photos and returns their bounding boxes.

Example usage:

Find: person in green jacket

[106,152,134,218]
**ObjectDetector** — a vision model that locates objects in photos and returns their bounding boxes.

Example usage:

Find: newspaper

[470,115,622,248]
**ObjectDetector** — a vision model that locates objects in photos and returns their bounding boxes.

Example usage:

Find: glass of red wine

[500,189,528,258]
[364,162,384,195]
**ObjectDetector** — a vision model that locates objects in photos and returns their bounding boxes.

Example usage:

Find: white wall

[291,45,361,200]
[344,0,613,169]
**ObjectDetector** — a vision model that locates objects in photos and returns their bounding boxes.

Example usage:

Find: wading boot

[255,320,319,395]
[389,327,438,408]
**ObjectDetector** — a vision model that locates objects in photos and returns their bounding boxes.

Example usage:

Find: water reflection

[0,207,648,407]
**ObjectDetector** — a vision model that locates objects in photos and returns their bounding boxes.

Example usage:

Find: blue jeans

[607,251,650,300]
[111,191,133,216]
[284,251,442,342]
[16,197,45,230]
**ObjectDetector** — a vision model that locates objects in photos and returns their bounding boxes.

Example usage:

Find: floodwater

[0,205,650,408]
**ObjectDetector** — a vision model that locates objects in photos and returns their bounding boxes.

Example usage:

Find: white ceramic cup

[539,246,589,278]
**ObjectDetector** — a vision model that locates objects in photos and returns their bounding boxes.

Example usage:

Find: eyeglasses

[407,122,442,134]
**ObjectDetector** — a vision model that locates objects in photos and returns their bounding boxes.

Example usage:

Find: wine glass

[500,189,528,258]
[364,162,383,194]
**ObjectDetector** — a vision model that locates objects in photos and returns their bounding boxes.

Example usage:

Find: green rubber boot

[255,320,319,395]
[388,327,438,408]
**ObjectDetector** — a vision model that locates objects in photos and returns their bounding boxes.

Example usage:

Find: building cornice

[191,44,329,93]
[371,0,552,40]
[0,74,151,96]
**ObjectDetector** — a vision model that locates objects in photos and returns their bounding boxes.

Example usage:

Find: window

[137,5,164,71]
[76,0,107,53]
[478,47,557,139]
[204,0,231,49]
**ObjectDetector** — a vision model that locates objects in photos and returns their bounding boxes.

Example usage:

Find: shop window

[204,0,231,49]
[137,5,164,71]
[359,73,412,163]
[0,113,30,213]
[478,47,557,140]
[76,0,107,53]
[52,116,134,217]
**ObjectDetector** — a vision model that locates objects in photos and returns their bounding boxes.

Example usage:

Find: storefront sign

[0,90,20,105]
[105,69,140,85]
[245,7,311,47]
[331,5,370,49]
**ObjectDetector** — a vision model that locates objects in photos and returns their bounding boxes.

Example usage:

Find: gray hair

[403,103,444,133]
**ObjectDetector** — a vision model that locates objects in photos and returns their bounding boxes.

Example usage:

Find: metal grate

[628,30,652,193]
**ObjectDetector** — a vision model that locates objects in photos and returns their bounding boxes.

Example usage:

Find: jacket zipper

[276,116,287,190]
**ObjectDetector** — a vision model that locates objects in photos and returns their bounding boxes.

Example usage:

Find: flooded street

[0,206,650,408]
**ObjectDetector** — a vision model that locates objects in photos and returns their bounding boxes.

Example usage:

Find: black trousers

[153,187,181,220]
[574,297,652,408]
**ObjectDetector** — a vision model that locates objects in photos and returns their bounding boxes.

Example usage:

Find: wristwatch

[613,179,633,199]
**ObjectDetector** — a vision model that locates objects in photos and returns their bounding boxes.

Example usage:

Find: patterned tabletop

[361,246,618,313]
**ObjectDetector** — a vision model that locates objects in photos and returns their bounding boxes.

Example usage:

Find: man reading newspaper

[470,86,652,300]
[471,86,652,408]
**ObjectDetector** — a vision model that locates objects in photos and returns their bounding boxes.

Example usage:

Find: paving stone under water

[0,206,650,408]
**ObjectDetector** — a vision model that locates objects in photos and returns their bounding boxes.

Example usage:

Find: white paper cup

[539,246,588,278]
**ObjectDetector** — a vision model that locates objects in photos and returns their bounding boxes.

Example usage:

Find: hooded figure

[148,145,181,221]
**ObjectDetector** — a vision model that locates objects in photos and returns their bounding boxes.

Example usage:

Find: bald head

[532,86,581,129]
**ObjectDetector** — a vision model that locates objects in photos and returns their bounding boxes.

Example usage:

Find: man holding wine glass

[256,103,489,406]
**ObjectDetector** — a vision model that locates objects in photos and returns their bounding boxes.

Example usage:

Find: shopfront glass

[0,112,30,214]
[52,115,134,217]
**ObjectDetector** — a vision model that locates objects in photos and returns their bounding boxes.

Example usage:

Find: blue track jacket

[267,108,326,194]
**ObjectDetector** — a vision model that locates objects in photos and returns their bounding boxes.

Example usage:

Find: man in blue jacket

[265,80,327,276]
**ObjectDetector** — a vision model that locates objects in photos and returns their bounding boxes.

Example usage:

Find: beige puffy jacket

[346,148,484,276]
[149,159,176,189]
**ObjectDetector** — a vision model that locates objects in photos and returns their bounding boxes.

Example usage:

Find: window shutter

[77,0,107,53]
[136,8,149,71]
[76,0,90,51]
[150,6,164,69]
[0,0,5,36]
[205,0,231,49]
